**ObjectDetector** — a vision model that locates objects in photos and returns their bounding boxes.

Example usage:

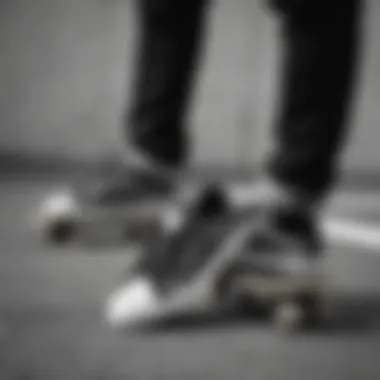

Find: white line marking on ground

[231,185,380,252]
[330,192,380,210]
[323,218,380,251]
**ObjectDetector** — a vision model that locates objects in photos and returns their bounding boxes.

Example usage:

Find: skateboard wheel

[300,293,330,328]
[45,218,76,243]
[273,301,304,334]
[39,190,78,243]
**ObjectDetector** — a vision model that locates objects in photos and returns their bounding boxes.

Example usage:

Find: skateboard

[37,181,225,244]
[36,181,243,244]
[37,189,171,244]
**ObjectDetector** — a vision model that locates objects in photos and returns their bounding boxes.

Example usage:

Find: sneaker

[104,184,248,328]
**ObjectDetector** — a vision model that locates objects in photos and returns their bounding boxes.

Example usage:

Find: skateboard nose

[40,189,77,218]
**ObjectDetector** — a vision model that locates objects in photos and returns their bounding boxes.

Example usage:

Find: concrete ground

[0,178,380,380]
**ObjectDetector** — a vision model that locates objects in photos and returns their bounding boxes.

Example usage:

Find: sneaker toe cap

[105,277,160,328]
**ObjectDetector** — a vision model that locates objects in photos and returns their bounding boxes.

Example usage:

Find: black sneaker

[104,184,250,328]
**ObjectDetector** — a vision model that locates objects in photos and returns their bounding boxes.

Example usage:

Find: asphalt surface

[0,179,380,380]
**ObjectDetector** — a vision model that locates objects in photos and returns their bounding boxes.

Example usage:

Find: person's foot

[104,185,235,328]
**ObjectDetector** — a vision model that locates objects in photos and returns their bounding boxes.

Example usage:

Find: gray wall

[0,0,379,174]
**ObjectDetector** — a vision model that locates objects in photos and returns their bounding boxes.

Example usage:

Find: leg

[127,0,210,168]
[267,0,363,200]
[230,2,364,331]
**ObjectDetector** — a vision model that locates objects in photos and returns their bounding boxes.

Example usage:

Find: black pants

[127,0,363,198]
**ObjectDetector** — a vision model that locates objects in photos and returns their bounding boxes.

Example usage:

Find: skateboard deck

[38,194,172,244]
